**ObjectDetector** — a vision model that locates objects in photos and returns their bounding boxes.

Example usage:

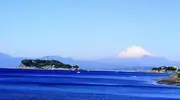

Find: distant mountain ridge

[0,52,180,70]
[0,53,25,68]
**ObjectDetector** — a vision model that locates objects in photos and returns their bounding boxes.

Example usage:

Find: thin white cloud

[117,46,152,58]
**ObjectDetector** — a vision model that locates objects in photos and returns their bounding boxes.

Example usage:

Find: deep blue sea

[0,68,179,100]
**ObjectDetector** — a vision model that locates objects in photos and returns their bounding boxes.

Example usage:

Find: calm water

[0,68,179,100]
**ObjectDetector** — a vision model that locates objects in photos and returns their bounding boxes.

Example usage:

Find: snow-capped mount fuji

[100,46,180,68]
[117,46,152,58]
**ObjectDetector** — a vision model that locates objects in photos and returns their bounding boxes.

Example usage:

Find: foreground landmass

[157,73,180,86]
[150,66,180,86]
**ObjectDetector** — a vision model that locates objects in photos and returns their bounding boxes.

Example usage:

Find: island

[151,66,178,73]
[19,59,80,70]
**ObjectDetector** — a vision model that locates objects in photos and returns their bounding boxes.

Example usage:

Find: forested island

[19,59,80,70]
[151,66,178,73]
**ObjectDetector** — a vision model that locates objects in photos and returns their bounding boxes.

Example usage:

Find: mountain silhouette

[0,52,179,70]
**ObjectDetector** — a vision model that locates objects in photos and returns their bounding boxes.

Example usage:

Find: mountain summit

[117,46,152,58]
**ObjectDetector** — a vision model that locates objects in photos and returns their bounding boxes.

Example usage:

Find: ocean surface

[0,68,179,100]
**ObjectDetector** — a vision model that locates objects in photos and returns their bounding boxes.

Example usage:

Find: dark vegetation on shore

[21,59,80,69]
[151,66,178,73]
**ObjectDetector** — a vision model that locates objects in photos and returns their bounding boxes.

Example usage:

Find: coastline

[1,68,170,74]
[156,74,180,86]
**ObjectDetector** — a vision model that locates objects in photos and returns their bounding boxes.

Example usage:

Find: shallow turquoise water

[0,68,178,100]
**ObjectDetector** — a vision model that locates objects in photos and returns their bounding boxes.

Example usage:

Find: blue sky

[0,0,180,60]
